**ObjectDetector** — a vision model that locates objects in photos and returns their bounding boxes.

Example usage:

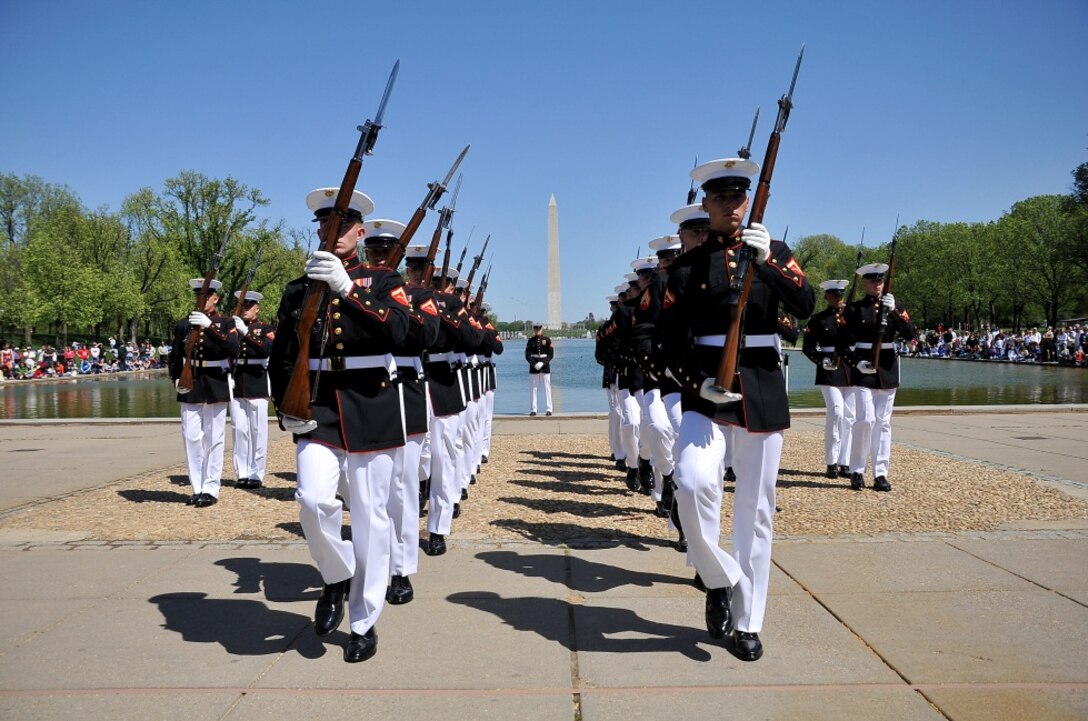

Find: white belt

[530,354,548,359]
[820,346,836,353]
[853,342,874,349]
[468,354,480,367]
[427,352,460,366]
[694,334,778,349]
[192,359,230,369]
[235,358,269,367]
[456,352,468,365]
[308,354,396,375]
[393,356,424,374]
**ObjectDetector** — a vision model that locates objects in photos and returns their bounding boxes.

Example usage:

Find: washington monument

[547,194,562,329]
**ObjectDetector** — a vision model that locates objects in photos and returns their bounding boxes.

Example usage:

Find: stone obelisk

[547,194,562,329]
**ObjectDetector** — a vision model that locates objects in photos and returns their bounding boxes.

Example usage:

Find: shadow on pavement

[117,489,191,504]
[477,550,691,593]
[448,591,712,661]
[488,518,659,549]
[212,557,323,601]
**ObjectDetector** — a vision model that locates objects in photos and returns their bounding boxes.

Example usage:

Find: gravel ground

[3,431,1086,543]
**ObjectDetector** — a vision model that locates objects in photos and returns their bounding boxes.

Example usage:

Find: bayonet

[738,107,760,160]
[686,154,699,205]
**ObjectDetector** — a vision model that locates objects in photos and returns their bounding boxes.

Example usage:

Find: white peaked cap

[857,263,890,277]
[818,280,849,291]
[624,272,638,282]
[362,218,406,240]
[305,188,374,218]
[614,283,629,295]
[648,234,681,252]
[690,157,760,188]
[189,279,223,291]
[606,294,619,303]
[404,244,430,260]
[669,203,710,226]
[630,256,657,272]
[233,290,264,301]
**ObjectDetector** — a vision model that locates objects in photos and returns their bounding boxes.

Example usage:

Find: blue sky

[2,0,1085,325]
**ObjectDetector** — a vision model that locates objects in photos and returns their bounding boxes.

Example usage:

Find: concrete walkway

[1,409,1086,720]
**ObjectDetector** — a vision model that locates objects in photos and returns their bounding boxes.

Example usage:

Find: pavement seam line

[770,556,955,721]
[563,547,583,721]
[945,539,1088,611]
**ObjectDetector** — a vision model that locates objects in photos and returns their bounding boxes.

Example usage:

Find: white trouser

[642,388,676,500]
[180,402,227,497]
[850,387,897,477]
[482,389,495,460]
[819,386,854,467]
[529,372,552,413]
[618,388,641,470]
[428,412,462,535]
[459,400,481,490]
[674,412,782,633]
[389,433,423,577]
[229,397,268,482]
[607,384,623,460]
[295,439,398,635]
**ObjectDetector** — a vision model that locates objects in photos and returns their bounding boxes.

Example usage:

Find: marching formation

[167,62,503,664]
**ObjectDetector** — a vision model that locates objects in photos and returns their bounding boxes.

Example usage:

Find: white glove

[741,222,771,265]
[188,311,212,329]
[233,316,249,336]
[821,357,838,371]
[698,377,742,404]
[305,250,353,297]
[856,360,878,374]
[533,361,544,371]
[281,415,318,434]
[881,293,896,310]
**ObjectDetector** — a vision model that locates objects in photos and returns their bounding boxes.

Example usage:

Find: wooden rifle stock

[432,224,453,288]
[713,48,802,393]
[278,61,399,420]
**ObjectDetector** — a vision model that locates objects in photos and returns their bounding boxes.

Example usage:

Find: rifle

[232,246,264,317]
[472,260,492,309]
[713,45,804,397]
[828,231,864,371]
[686,155,699,205]
[464,234,490,292]
[423,173,462,286]
[278,61,398,422]
[870,221,900,364]
[177,230,231,393]
[384,145,469,269]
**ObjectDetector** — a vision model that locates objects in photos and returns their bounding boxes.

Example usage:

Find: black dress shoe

[469,474,476,485]
[545,411,552,416]
[724,466,737,484]
[675,533,688,552]
[343,627,377,663]
[732,630,763,661]
[186,494,199,506]
[425,533,447,556]
[234,478,249,489]
[705,586,733,639]
[838,465,851,478]
[625,467,640,492]
[460,488,469,501]
[314,579,349,636]
[529,411,537,416]
[654,501,670,518]
[849,472,864,490]
[194,493,218,508]
[481,455,489,464]
[385,575,414,605]
[693,573,707,592]
[614,459,627,472]
[452,502,461,519]
[873,475,892,492]
[825,464,838,479]
[249,478,262,489]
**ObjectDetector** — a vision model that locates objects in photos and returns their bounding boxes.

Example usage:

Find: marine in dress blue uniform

[168,279,240,507]
[229,290,275,489]
[659,158,815,661]
[269,188,410,663]
[801,280,855,479]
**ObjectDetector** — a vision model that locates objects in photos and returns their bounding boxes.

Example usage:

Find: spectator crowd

[0,337,170,380]
[894,323,1088,366]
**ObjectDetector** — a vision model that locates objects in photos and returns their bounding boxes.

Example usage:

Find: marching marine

[229,290,275,489]
[801,280,854,479]
[168,278,240,508]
